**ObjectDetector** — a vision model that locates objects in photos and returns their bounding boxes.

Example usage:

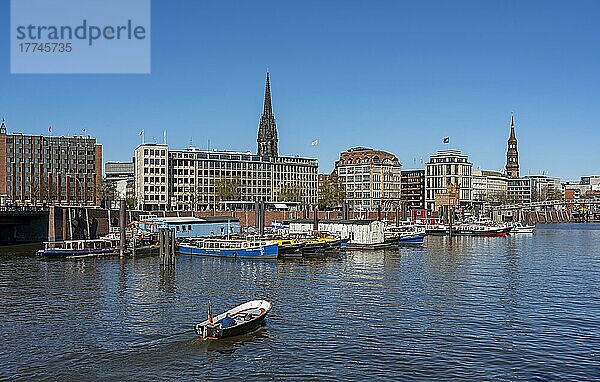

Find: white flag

[311,139,319,146]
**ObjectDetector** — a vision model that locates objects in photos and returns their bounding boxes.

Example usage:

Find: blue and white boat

[178,239,278,259]
[398,232,426,245]
[386,224,426,245]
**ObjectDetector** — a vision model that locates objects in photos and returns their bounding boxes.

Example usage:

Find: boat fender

[232,252,237,258]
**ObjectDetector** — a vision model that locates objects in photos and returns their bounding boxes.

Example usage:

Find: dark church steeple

[505,113,520,178]
[257,71,278,157]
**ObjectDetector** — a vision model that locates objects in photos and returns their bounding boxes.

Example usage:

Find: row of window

[143,148,167,156]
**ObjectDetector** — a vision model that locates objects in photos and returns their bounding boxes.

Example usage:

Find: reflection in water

[159,265,177,293]
[1,224,599,380]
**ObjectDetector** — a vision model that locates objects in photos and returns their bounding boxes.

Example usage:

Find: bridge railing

[0,205,50,213]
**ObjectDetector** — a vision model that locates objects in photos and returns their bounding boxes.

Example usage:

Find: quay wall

[44,207,577,242]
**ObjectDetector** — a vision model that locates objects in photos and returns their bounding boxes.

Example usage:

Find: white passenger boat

[37,239,115,258]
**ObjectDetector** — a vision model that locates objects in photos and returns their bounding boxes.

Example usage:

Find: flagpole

[311,139,319,173]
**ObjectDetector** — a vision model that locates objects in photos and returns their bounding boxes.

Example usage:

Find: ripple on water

[1,225,600,380]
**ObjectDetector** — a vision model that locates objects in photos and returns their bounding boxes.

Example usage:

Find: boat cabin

[43,239,113,251]
[138,216,241,238]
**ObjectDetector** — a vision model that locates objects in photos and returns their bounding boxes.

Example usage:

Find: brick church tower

[505,114,520,178]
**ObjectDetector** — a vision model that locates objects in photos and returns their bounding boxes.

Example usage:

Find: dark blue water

[1,224,599,381]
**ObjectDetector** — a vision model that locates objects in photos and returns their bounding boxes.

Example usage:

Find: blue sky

[1,0,599,179]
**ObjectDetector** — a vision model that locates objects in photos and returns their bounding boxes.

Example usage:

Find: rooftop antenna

[163,129,167,145]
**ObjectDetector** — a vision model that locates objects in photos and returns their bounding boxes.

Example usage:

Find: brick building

[0,119,103,206]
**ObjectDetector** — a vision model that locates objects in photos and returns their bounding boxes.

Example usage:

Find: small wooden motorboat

[512,222,535,234]
[195,300,272,340]
[37,239,115,258]
[398,232,426,244]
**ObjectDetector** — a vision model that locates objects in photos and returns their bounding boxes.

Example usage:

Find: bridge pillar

[48,206,56,242]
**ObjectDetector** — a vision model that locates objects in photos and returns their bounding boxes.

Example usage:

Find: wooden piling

[119,200,126,257]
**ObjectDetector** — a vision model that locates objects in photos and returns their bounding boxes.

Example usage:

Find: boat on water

[425,224,450,236]
[178,238,278,259]
[301,236,343,255]
[425,224,511,237]
[386,224,426,245]
[195,300,272,340]
[453,225,511,237]
[398,232,426,244]
[37,239,114,258]
[511,222,535,234]
[273,239,305,258]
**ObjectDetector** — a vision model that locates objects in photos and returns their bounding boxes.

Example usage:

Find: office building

[0,118,102,206]
[401,169,425,210]
[425,149,473,210]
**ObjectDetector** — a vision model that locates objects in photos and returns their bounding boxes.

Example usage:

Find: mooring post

[448,207,454,238]
[255,201,260,233]
[159,228,164,261]
[85,207,91,240]
[119,200,126,257]
[62,207,67,241]
[259,201,265,236]
[171,227,176,264]
[165,228,170,264]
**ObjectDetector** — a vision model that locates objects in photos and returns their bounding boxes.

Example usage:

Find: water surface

[1,224,599,380]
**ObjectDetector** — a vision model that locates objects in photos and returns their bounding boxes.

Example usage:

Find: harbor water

[1,224,599,380]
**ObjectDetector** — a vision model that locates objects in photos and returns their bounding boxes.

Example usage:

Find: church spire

[509,113,516,140]
[505,113,520,178]
[263,71,273,116]
[257,71,278,157]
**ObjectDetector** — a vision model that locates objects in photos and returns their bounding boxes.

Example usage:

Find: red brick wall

[192,209,404,227]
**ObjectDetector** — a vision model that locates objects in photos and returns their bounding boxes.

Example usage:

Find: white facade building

[526,175,563,201]
[507,178,532,204]
[134,144,317,211]
[472,170,508,203]
[425,150,473,210]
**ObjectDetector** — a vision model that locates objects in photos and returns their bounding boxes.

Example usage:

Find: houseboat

[289,219,387,250]
[137,216,241,239]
